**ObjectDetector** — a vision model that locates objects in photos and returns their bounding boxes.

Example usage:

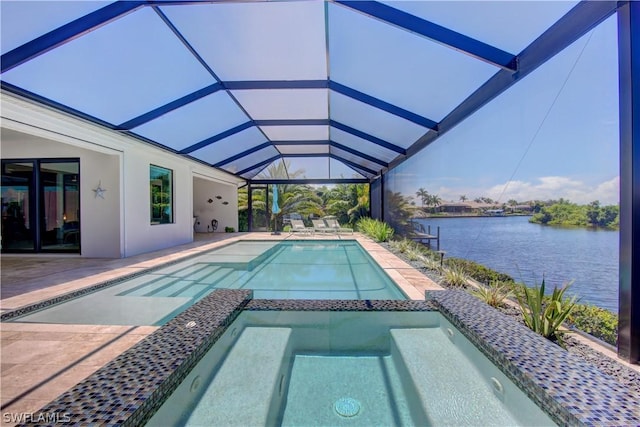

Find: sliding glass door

[1,159,80,253]
[40,162,80,250]
[1,161,35,250]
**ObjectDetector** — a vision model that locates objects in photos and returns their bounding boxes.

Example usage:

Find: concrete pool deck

[0,232,441,424]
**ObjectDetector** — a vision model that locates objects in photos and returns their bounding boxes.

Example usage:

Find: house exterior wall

[193,177,239,233]
[122,145,195,256]
[1,92,243,258]
[1,129,122,258]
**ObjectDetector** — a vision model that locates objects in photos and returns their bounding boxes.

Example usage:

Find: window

[150,164,173,224]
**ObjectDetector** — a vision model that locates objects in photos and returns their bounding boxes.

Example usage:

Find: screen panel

[2,7,215,125]
[331,146,382,174]
[220,146,280,174]
[189,127,269,166]
[231,89,328,120]
[261,125,329,141]
[328,3,498,121]
[330,91,427,148]
[132,91,249,151]
[330,127,399,163]
[282,157,329,179]
[329,158,367,179]
[254,158,289,179]
[276,145,329,155]
[383,1,578,54]
[161,1,327,81]
[1,1,109,54]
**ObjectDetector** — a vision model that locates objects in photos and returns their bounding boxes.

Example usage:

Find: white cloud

[432,176,619,205]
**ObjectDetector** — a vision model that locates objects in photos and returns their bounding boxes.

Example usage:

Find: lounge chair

[324,218,353,234]
[289,219,312,235]
[312,219,333,233]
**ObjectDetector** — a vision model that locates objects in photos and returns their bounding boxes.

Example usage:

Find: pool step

[211,269,251,289]
[121,266,223,297]
[390,328,518,426]
[184,327,292,426]
[213,246,288,290]
[195,266,234,285]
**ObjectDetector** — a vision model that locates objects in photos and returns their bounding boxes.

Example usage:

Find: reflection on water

[414,216,619,312]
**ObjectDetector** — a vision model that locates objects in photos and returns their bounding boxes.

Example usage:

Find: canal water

[414,216,619,313]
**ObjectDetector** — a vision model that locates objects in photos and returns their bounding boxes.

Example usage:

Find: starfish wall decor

[93,181,107,199]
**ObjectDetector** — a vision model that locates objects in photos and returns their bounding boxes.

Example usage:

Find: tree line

[529,199,619,229]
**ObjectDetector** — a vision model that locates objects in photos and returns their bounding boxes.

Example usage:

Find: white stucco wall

[193,176,239,233]
[2,92,244,258]
[122,146,194,256]
[1,128,122,258]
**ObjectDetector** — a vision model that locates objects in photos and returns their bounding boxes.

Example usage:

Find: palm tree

[385,190,414,233]
[459,195,468,202]
[427,194,442,213]
[247,160,323,229]
[415,188,429,209]
[481,197,495,204]
[347,184,370,225]
[237,187,249,230]
[324,183,370,226]
[237,186,267,229]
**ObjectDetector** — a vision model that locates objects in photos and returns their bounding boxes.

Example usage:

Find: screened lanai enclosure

[1,1,638,361]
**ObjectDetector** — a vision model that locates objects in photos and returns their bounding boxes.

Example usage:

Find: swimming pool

[30,289,640,426]
[146,311,556,426]
[9,240,406,326]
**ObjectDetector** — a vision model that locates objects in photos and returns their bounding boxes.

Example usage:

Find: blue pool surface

[30,290,637,426]
[12,241,406,325]
[146,311,556,427]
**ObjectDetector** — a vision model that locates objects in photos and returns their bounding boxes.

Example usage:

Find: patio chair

[289,219,312,235]
[324,218,353,234]
[312,219,333,233]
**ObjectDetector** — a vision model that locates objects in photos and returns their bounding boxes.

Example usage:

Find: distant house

[467,202,498,212]
[438,202,473,214]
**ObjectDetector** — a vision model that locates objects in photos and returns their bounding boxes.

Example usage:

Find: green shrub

[444,258,514,284]
[224,226,235,232]
[567,304,618,346]
[356,218,395,242]
[441,265,469,288]
[516,279,578,344]
[283,225,292,232]
[471,281,513,308]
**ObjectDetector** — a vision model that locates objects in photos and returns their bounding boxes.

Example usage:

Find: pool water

[147,311,556,427]
[12,241,405,326]
[282,355,413,426]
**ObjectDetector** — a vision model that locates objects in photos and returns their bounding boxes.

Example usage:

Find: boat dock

[409,221,440,251]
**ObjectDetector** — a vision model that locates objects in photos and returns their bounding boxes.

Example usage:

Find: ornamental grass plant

[471,280,514,308]
[422,256,442,272]
[441,264,470,288]
[356,218,394,242]
[516,279,579,344]
[388,238,414,253]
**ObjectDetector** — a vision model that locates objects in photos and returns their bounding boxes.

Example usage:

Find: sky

[391,12,620,206]
[0,1,621,204]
